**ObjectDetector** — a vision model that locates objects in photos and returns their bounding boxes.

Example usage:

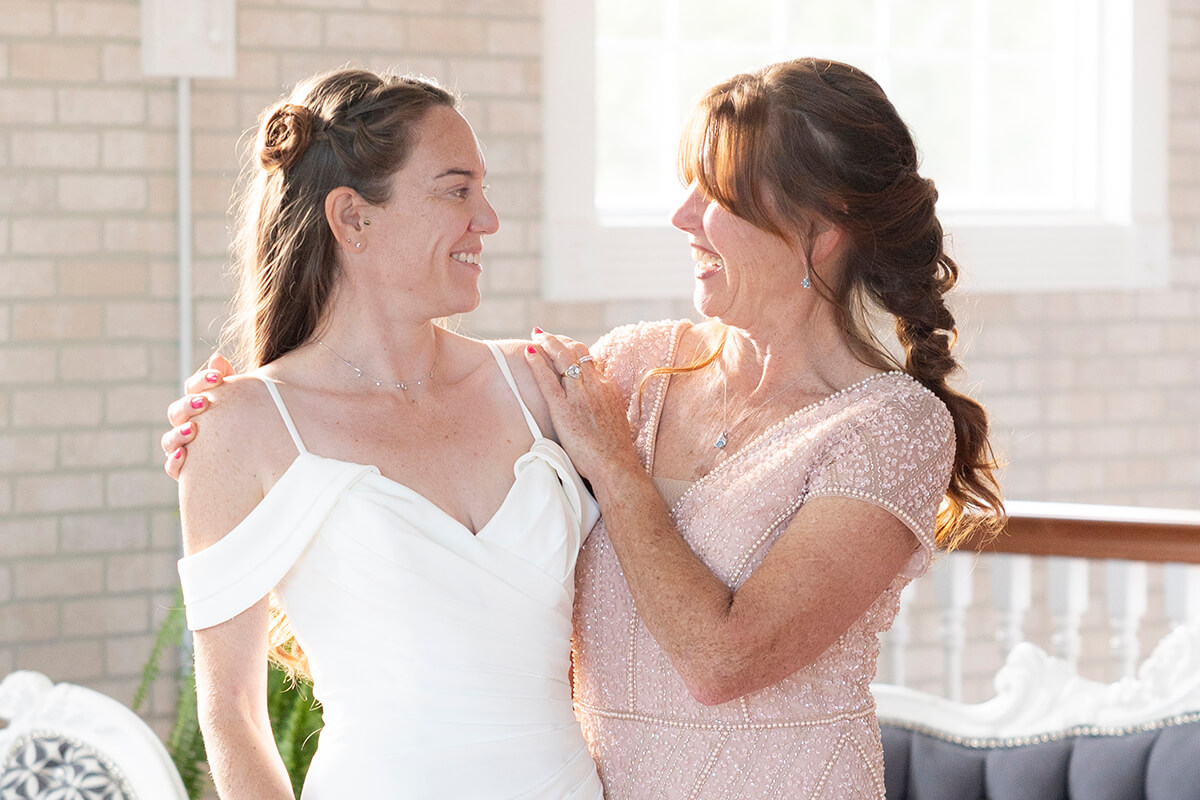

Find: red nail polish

[190,397,204,409]
[204,371,220,383]
[172,448,183,460]
[527,345,537,354]
[180,424,193,436]
[532,327,543,334]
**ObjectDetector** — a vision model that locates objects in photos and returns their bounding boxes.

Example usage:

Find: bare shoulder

[186,374,279,460]
[488,338,555,437]
[178,374,283,555]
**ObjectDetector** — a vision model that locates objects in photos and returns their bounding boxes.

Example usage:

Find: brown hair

[222,68,457,678]
[223,68,458,370]
[677,58,1004,549]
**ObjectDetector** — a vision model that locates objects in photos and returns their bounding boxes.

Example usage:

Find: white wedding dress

[178,342,604,799]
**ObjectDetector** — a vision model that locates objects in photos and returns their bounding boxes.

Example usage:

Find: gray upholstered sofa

[874,623,1200,800]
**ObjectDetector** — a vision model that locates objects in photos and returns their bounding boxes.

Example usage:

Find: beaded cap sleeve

[805,378,955,578]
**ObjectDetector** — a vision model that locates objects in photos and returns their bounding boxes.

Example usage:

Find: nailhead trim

[878,709,1200,749]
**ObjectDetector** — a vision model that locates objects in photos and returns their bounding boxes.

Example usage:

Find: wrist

[589,448,647,508]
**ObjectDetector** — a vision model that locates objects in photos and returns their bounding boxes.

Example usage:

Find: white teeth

[450,252,480,265]
[690,248,724,269]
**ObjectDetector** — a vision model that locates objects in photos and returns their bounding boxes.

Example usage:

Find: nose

[670,183,704,232]
[471,193,500,235]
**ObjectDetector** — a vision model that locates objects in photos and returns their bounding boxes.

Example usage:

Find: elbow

[678,658,755,707]
[677,637,826,707]
[196,685,261,742]
[685,679,744,707]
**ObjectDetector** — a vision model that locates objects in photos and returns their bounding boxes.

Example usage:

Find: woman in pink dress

[166,58,1003,798]
[523,58,1003,798]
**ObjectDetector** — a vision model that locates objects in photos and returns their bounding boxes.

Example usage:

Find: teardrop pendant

[801,274,811,289]
[714,432,728,449]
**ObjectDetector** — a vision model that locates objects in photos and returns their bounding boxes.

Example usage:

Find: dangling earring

[801,267,812,289]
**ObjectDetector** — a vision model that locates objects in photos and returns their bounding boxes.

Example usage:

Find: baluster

[991,554,1032,658]
[1104,560,1147,679]
[1164,563,1200,628]
[1047,557,1089,670]
[934,551,975,701]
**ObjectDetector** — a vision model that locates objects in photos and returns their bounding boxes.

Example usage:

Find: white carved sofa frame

[0,670,188,800]
[873,622,1200,800]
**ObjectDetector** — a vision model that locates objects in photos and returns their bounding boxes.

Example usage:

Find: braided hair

[679,58,1004,548]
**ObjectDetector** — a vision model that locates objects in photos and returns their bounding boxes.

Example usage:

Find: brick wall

[0,0,1196,735]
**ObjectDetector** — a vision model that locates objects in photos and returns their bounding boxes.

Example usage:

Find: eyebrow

[433,168,482,180]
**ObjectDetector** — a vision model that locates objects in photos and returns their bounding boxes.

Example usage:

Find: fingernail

[526,345,537,354]
[172,448,183,460]
[532,327,543,334]
[180,424,193,436]
[204,371,220,383]
[190,396,204,409]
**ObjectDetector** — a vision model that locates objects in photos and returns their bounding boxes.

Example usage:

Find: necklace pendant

[714,432,728,449]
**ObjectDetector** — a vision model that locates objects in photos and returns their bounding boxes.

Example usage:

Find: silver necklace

[317,339,436,390]
[714,368,809,449]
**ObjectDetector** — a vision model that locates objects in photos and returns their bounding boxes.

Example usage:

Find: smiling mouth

[691,247,724,275]
[450,252,481,267]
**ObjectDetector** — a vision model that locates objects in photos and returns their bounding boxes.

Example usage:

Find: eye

[449,183,490,200]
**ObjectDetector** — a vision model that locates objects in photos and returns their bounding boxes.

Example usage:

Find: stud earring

[362,219,371,226]
[355,242,362,249]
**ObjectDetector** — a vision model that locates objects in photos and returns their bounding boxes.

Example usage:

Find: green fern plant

[136,591,324,799]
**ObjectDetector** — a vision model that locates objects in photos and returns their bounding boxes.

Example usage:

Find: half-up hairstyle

[223,68,458,371]
[221,69,457,678]
[679,58,1004,549]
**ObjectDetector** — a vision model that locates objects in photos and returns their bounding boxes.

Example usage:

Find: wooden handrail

[958,500,1200,564]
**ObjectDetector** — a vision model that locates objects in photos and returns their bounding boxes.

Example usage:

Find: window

[542,0,1169,300]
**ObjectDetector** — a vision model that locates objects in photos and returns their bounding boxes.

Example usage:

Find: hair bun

[260,103,315,174]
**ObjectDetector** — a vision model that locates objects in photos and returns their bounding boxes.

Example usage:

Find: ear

[807,216,844,267]
[325,186,371,253]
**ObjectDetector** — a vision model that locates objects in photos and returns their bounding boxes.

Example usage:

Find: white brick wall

[0,0,1196,738]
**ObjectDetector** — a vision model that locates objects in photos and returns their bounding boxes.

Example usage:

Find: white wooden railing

[880,500,1200,701]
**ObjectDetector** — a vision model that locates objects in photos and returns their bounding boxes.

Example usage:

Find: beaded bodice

[572,320,955,799]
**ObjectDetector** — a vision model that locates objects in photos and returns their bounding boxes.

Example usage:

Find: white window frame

[541,0,1170,301]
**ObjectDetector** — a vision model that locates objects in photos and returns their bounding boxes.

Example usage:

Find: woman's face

[670,181,811,326]
[361,106,500,317]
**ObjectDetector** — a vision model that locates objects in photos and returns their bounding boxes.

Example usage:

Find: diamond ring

[562,363,582,379]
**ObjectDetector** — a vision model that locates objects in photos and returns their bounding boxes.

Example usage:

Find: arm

[587,467,915,705]
[525,332,920,706]
[179,389,294,799]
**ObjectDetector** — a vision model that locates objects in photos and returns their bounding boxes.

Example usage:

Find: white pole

[177,75,193,388]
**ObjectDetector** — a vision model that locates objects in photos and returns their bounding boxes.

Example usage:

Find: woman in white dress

[175,68,603,799]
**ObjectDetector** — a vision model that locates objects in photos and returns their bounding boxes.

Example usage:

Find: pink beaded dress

[572,320,954,800]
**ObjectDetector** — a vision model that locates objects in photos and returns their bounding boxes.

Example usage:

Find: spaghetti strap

[485,342,543,440]
[257,376,308,455]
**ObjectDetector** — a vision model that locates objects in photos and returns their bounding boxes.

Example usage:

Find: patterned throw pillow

[0,733,133,800]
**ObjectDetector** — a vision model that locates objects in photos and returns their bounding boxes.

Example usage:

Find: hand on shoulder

[491,338,557,441]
